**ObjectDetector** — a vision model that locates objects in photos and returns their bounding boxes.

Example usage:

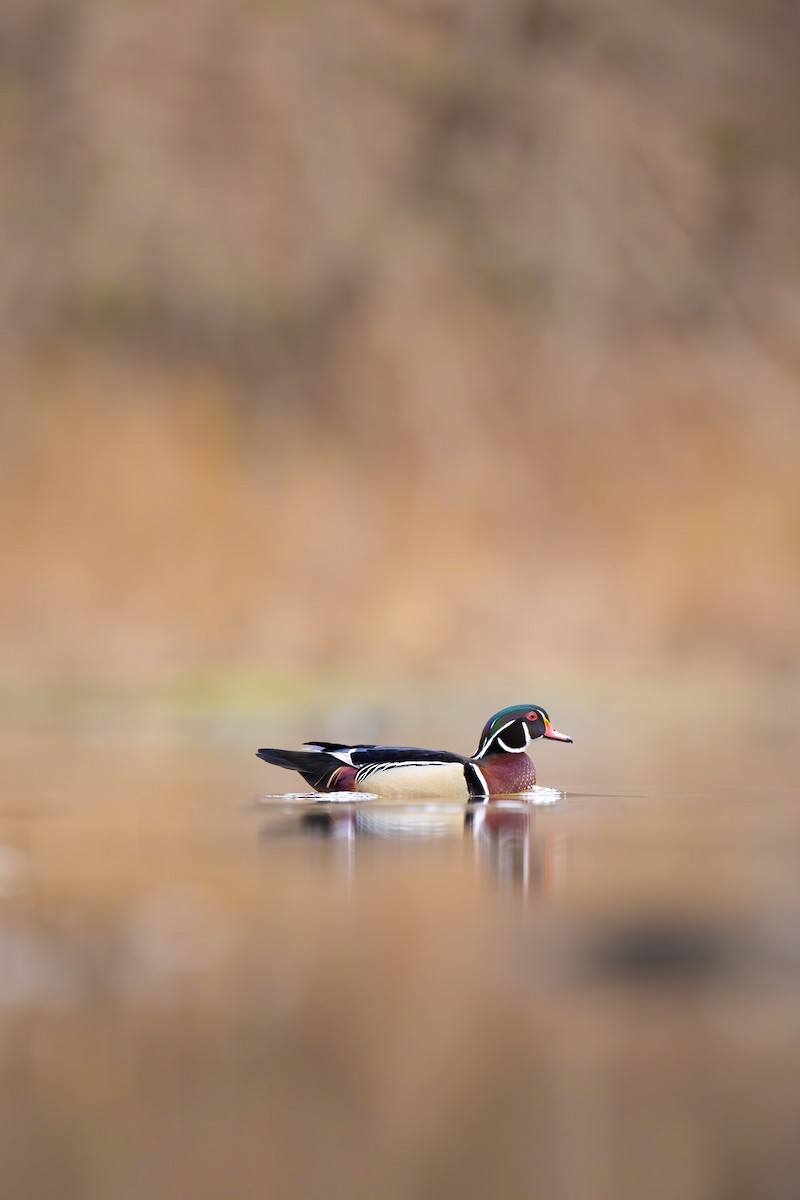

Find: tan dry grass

[2,347,798,682]
[1,0,800,682]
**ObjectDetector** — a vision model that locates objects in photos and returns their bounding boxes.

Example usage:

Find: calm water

[1,710,799,1200]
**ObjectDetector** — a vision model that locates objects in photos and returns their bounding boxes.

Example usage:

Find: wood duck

[256,704,572,800]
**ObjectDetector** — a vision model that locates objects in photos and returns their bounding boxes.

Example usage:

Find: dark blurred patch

[300,810,338,836]
[515,0,579,47]
[579,920,738,986]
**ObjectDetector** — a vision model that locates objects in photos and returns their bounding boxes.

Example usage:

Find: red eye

[526,710,538,720]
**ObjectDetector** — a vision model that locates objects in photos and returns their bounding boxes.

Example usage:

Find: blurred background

[2,0,799,709]
[3,6,800,1200]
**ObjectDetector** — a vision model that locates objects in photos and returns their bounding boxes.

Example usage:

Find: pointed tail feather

[256,747,349,792]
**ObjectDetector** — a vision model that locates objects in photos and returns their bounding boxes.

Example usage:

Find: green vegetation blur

[2,0,799,689]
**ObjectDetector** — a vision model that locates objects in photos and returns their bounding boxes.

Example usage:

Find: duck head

[475,704,572,757]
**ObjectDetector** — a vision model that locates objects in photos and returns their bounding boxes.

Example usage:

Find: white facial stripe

[475,719,516,758]
[481,719,532,756]
[497,736,526,754]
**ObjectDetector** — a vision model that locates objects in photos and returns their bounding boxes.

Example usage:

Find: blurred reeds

[1,0,799,685]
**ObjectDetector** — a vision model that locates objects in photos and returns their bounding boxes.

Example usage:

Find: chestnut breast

[480,751,536,795]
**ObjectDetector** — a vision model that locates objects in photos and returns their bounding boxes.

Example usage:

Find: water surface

[1,715,799,1200]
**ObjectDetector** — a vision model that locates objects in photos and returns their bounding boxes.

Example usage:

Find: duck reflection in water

[260,800,562,898]
[466,802,554,895]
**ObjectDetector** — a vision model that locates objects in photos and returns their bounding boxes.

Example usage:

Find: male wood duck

[256,704,572,800]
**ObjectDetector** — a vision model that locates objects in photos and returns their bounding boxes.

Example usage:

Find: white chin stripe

[497,737,526,754]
